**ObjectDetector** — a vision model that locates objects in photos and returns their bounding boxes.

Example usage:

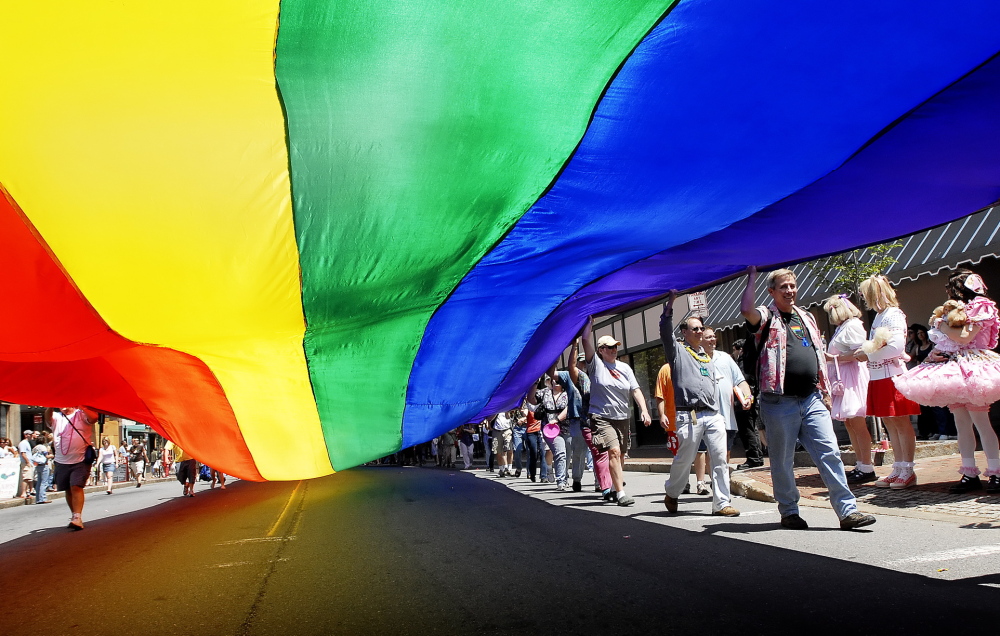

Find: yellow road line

[266,481,303,538]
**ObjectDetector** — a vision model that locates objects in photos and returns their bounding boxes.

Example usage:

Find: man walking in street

[659,294,740,517]
[741,266,876,531]
[47,406,98,530]
[491,411,514,477]
[128,437,148,488]
[169,441,197,497]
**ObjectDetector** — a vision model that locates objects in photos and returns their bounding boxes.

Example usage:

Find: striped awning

[705,206,1000,329]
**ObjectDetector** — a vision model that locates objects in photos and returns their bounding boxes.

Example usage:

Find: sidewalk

[625,448,1000,523]
[0,476,178,510]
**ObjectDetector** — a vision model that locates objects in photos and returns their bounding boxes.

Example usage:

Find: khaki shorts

[587,415,624,452]
[490,428,513,453]
[21,463,34,480]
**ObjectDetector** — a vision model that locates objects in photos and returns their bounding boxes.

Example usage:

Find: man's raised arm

[741,266,762,326]
[659,290,678,361]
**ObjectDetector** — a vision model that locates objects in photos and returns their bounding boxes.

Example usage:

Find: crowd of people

[465,265,1000,530]
[2,413,227,530]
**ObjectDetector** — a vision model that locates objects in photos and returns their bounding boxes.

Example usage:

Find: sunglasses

[685,326,705,332]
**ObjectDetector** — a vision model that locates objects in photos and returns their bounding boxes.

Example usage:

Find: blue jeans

[544,431,569,486]
[759,392,857,520]
[511,426,526,471]
[523,432,542,480]
[34,464,51,503]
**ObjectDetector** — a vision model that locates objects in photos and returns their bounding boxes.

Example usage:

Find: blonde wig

[859,275,899,312]
[822,295,862,325]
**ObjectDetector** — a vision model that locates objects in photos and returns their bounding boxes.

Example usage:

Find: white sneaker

[696,481,711,495]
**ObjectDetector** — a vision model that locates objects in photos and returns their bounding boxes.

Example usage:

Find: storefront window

[631,346,667,447]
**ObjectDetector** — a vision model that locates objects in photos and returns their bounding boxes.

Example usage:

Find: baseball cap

[597,335,621,348]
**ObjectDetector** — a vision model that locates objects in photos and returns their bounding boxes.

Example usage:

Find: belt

[677,406,717,415]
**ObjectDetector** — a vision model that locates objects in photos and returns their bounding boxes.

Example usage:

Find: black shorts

[54,461,92,491]
[176,459,197,484]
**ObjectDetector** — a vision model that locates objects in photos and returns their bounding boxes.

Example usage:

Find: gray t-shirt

[586,356,639,420]
[660,313,719,412]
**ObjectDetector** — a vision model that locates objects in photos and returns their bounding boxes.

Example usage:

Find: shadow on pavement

[0,468,997,635]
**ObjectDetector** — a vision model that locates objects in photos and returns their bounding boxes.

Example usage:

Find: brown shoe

[663,492,678,513]
[839,512,876,530]
[712,506,740,517]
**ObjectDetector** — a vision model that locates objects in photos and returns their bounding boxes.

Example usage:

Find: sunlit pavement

[1,467,998,636]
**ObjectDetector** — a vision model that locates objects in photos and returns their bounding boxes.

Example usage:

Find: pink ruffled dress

[826,317,869,420]
[893,296,1000,411]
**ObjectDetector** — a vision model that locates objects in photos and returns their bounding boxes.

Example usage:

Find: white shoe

[696,481,711,495]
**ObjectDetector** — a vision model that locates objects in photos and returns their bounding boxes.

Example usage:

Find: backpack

[199,464,212,482]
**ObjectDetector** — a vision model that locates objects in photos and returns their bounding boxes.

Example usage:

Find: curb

[0,476,178,510]
[626,461,776,503]
[730,472,776,503]
[793,440,958,468]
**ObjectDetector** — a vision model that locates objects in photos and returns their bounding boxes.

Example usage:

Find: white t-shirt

[53,410,96,464]
[98,445,117,465]
[587,356,639,420]
[492,412,511,431]
[17,438,32,461]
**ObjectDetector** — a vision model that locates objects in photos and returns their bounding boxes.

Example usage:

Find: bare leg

[694,452,708,482]
[883,415,916,462]
[844,417,873,465]
[608,447,625,491]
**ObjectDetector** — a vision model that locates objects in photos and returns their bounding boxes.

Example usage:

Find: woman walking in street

[529,366,571,491]
[895,268,1000,493]
[823,295,873,483]
[581,317,652,506]
[97,437,118,494]
[855,276,920,489]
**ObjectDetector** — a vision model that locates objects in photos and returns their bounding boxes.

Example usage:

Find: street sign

[687,292,709,317]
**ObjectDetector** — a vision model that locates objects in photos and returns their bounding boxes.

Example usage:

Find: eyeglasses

[686,326,705,332]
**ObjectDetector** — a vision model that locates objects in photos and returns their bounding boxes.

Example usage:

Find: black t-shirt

[780,311,819,397]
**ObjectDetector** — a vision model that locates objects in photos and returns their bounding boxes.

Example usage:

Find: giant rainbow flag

[2,1,999,480]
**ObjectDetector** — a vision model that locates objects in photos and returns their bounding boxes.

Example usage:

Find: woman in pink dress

[894,269,1000,494]
[822,295,873,484]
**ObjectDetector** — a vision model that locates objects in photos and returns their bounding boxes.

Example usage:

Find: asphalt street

[1,468,998,636]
